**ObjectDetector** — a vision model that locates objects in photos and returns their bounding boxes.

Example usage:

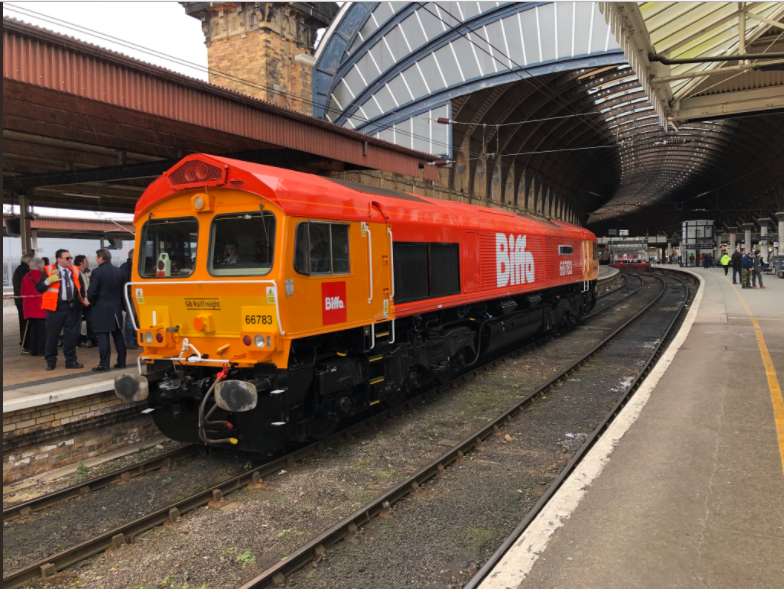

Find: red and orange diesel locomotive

[115,154,599,453]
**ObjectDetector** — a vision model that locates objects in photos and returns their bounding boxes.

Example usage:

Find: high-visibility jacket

[720,254,731,266]
[41,264,88,312]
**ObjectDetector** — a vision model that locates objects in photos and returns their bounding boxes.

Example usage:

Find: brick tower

[183,2,338,115]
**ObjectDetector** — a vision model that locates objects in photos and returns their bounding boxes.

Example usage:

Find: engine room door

[368,202,392,322]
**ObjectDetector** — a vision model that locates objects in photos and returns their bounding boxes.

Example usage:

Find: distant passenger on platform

[36,249,88,370]
[720,252,731,276]
[74,255,96,347]
[741,250,753,289]
[88,249,127,372]
[13,253,32,353]
[21,257,46,357]
[751,251,766,289]
[120,249,138,350]
[731,248,743,284]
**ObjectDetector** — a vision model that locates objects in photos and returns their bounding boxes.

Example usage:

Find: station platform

[3,303,156,485]
[3,302,142,410]
[481,267,784,589]
[597,264,619,281]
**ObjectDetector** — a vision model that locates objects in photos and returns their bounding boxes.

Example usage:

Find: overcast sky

[3,1,209,80]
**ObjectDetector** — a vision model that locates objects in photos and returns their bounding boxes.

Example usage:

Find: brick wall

[329,168,552,220]
[3,393,160,484]
[193,2,321,115]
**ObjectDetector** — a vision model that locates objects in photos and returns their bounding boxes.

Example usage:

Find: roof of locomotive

[135,154,595,241]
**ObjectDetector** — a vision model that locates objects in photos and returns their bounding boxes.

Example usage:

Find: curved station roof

[313,2,784,234]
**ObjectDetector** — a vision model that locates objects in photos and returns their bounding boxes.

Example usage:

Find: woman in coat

[21,257,47,356]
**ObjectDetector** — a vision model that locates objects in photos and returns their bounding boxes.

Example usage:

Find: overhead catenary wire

[2,3,484,161]
[414,2,632,160]
[431,112,606,127]
[6,2,632,168]
[8,1,659,176]
[11,0,753,217]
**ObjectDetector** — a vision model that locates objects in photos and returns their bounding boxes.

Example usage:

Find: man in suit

[87,248,127,372]
[35,249,88,370]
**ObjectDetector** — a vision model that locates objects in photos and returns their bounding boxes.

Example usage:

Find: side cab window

[294,221,350,275]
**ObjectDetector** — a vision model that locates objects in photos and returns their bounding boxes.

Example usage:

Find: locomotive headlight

[254,334,266,348]
[193,195,204,210]
[144,331,154,345]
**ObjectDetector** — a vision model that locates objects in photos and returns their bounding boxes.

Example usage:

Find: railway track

[587,273,641,317]
[237,273,690,588]
[3,275,639,525]
[2,278,653,589]
[2,446,200,522]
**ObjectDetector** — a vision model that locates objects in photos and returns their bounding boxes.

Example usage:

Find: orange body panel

[130,155,598,370]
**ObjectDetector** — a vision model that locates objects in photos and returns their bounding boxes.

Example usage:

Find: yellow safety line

[724,276,784,478]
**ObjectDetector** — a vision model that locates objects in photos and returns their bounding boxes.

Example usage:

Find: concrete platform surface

[3,303,141,412]
[598,265,619,281]
[482,267,784,589]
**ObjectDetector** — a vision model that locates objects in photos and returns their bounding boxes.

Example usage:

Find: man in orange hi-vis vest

[35,249,88,371]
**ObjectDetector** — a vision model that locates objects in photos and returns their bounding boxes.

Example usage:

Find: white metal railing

[365,223,373,305]
[388,227,395,300]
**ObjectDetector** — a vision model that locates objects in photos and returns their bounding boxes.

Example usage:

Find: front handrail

[388,227,395,300]
[124,279,285,335]
[365,223,373,305]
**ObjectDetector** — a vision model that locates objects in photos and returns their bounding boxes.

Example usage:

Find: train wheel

[306,408,340,441]
[382,387,409,409]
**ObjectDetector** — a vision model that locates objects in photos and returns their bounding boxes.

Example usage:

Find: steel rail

[2,445,200,522]
[464,272,690,588]
[238,275,677,588]
[585,273,642,319]
[2,281,645,589]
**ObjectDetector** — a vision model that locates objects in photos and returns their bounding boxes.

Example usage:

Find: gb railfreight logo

[496,233,535,287]
[322,282,347,325]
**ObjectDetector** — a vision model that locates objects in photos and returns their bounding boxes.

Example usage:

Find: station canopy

[588,2,784,233]
[2,18,440,217]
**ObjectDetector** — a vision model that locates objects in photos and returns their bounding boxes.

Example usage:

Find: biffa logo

[325,296,344,311]
[496,233,535,287]
[322,282,348,325]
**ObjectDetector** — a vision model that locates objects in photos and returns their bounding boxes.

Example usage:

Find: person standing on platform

[731,247,743,284]
[120,248,138,350]
[36,249,88,370]
[87,248,127,372]
[12,253,32,353]
[21,257,46,356]
[751,250,766,289]
[741,250,753,289]
[74,255,96,347]
[720,251,731,276]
